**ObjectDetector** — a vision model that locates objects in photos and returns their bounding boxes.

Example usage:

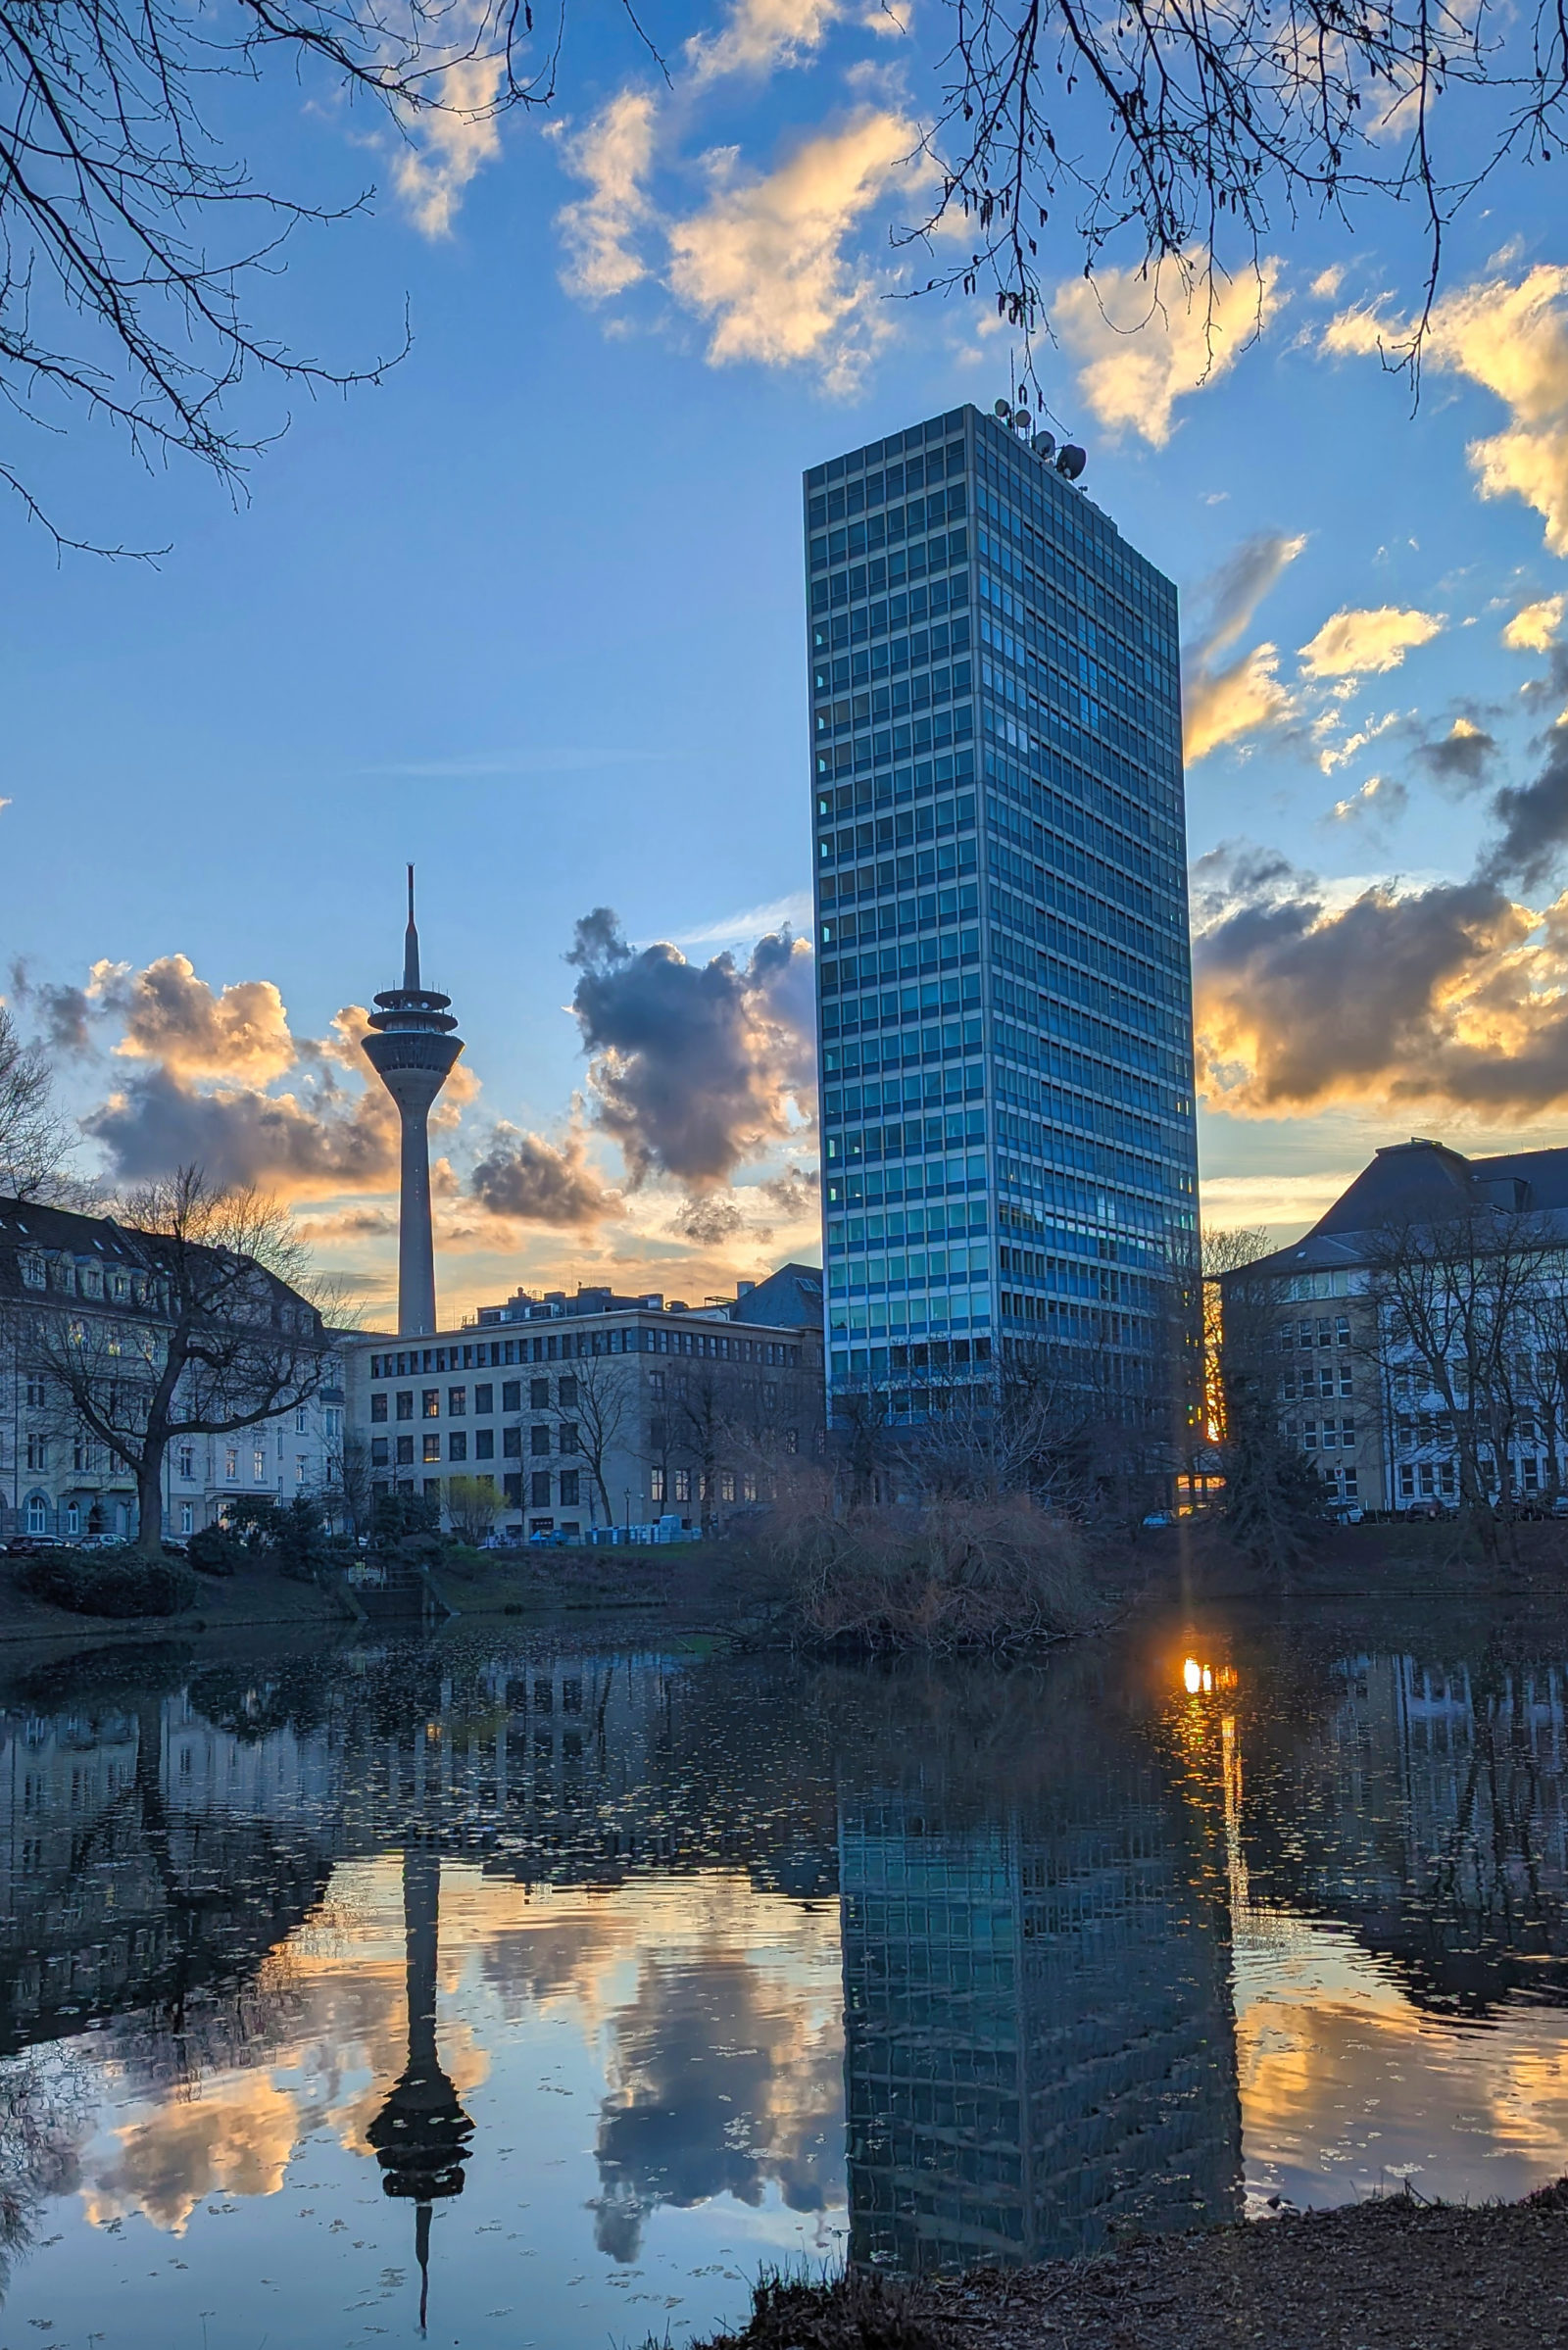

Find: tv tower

[363,868,464,1338]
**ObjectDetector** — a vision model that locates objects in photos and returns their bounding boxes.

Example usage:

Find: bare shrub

[762,1472,1097,1655]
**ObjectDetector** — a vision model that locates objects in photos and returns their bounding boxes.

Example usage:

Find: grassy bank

[679,2181,1568,2348]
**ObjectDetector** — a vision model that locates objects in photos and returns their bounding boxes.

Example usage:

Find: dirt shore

[682,2183,1568,2348]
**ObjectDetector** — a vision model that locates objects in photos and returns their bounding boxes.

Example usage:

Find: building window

[559,1423,579,1454]
[24,1436,47,1473]
[530,1378,550,1409]
[371,1393,388,1422]
[24,1493,48,1535]
[650,1371,664,1398]
[502,1427,521,1456]
[559,1376,578,1409]
[295,1456,307,1484]
[502,1381,521,1412]
[474,1383,493,1413]
[24,1375,45,1407]
[448,1431,467,1461]
[531,1472,551,1507]
[531,1426,551,1456]
[423,1478,442,1499]
[225,1447,239,1482]
[296,1405,309,1434]
[65,1502,80,1537]
[673,1468,691,1503]
[423,1434,441,1463]
[474,1428,494,1460]
[559,1469,580,1507]
[396,1436,415,1466]
[651,1467,665,1505]
[178,1444,195,1480]
[180,1502,195,1536]
[372,1437,390,1466]
[718,1471,736,1503]
[396,1392,414,1420]
[448,1387,466,1416]
[422,1390,440,1419]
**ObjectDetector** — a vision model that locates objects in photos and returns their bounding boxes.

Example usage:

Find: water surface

[0,1600,1565,2346]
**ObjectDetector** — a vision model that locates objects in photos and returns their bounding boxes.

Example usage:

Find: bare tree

[1215,1248,1328,1566]
[569,1352,633,1526]
[917,0,1568,394]
[1364,1206,1558,1561]
[1201,1227,1269,1447]
[330,1426,376,1542]
[0,1005,77,1200]
[27,1165,334,1552]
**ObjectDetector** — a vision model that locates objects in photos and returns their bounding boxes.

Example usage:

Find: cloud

[1505,596,1566,652]
[111,955,297,1084]
[7,961,97,1054]
[1328,774,1408,827]
[1414,715,1496,792]
[391,36,507,237]
[557,91,659,300]
[1054,258,1284,448]
[1297,606,1445,678]
[567,909,815,1188]
[83,1064,401,1191]
[468,1124,620,1226]
[670,1193,751,1243]
[1481,728,1568,892]
[1181,531,1305,763]
[686,0,849,82]
[1192,845,1568,1116]
[666,109,917,388]
[1309,266,1346,301]
[1316,708,1400,775]
[1326,267,1568,555]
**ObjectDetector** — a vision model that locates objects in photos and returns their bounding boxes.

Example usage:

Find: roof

[727,1262,824,1330]
[0,1191,321,1325]
[1225,1137,1568,1285]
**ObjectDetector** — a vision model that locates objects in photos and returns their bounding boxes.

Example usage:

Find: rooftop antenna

[404,864,420,992]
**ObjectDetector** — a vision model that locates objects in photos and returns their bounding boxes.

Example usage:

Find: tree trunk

[135,1444,167,1555]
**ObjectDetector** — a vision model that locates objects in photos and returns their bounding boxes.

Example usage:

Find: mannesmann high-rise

[806,400,1200,1448]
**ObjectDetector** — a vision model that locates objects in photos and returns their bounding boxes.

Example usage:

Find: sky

[4,0,1568,1325]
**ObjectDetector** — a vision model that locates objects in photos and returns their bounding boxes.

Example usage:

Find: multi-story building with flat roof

[806,402,1200,1451]
[346,1263,824,1540]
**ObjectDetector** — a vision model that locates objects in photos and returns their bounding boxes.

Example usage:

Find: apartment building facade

[345,1263,825,1539]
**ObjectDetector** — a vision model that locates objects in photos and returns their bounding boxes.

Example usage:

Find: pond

[0,1597,1565,2348]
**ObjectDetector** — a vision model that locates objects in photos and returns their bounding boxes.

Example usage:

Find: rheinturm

[363,868,464,1338]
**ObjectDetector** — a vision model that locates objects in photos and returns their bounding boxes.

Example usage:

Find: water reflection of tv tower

[367,1846,473,2332]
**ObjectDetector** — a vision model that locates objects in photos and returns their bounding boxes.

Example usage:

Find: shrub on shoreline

[18,1547,199,1619]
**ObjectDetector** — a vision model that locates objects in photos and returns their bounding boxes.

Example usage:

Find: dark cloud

[83,1065,398,1190]
[758,1163,820,1218]
[1413,717,1498,792]
[467,1125,617,1227]
[670,1194,750,1244]
[1481,728,1568,891]
[566,909,815,1188]
[1192,846,1568,1113]
[8,961,97,1055]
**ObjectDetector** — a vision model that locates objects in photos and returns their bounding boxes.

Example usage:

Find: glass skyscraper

[806,400,1200,1443]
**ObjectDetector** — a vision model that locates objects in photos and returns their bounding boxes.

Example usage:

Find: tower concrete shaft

[363,868,464,1338]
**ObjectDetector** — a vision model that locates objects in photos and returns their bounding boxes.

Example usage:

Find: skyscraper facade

[362,868,465,1339]
[806,402,1200,1443]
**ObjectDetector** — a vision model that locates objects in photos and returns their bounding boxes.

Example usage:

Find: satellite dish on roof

[1013,409,1031,432]
[1055,444,1087,479]
[993,397,1013,418]
[1031,429,1056,460]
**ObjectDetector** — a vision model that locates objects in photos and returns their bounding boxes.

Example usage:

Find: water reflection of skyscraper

[840,1717,1243,2273]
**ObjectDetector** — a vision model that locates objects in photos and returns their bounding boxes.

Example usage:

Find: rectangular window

[24,1435,47,1472]
[672,1467,691,1503]
[225,1447,239,1481]
[396,1392,414,1420]
[253,1447,267,1483]
[650,1371,665,1398]
[502,1381,521,1411]
[180,1502,195,1537]
[559,1376,578,1409]
[530,1378,550,1409]
[531,1471,552,1507]
[474,1383,493,1414]
[448,1431,467,1461]
[474,1428,494,1460]
[422,1390,440,1418]
[178,1444,195,1480]
[296,1405,308,1434]
[719,1470,736,1503]
[531,1425,551,1455]
[650,1467,665,1505]
[559,1469,580,1506]
[295,1456,307,1484]
[371,1437,390,1466]
[397,1435,415,1465]
[371,1393,389,1422]
[559,1423,579,1454]
[423,1478,442,1499]
[423,1433,441,1463]
[503,1427,521,1456]
[448,1387,466,1416]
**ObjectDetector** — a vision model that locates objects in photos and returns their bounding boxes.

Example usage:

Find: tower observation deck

[363,867,464,1338]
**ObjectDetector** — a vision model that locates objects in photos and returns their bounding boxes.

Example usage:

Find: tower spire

[404,863,421,992]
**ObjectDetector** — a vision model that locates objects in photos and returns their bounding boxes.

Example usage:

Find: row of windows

[825,1105,987,1167]
[823,1018,984,1076]
[368,1333,802,1377]
[980,601,1164,749]
[830,1246,991,1291]
[992,1020,1168,1119]
[808,435,966,516]
[371,1376,576,1421]
[1284,1366,1354,1400]
[815,667,971,737]
[372,1422,580,1467]
[975,439,1174,646]
[810,578,960,658]
[813,618,971,696]
[989,884,1186,1010]
[824,972,982,1035]
[811,539,968,615]
[978,622,1183,827]
[809,490,967,571]
[974,472,1172,671]
[1289,1419,1358,1449]
[987,781,1164,921]
[808,411,966,488]
[825,1151,988,1213]
[818,842,978,903]
[816,704,974,783]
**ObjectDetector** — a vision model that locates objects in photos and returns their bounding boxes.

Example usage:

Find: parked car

[1141,1511,1173,1529]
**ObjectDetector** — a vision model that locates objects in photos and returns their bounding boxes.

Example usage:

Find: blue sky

[4,0,1568,1320]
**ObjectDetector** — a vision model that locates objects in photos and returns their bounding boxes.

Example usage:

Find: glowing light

[1202,1666,1213,1692]
[1183,1658,1202,1693]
